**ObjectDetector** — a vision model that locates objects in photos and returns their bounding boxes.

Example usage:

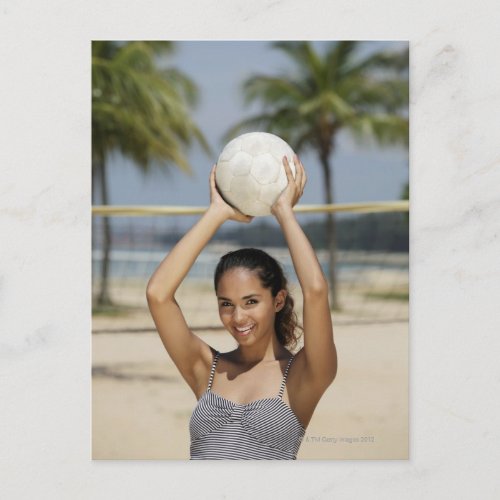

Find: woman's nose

[233,306,246,323]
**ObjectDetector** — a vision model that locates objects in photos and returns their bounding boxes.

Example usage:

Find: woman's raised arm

[271,155,337,392]
[146,165,253,396]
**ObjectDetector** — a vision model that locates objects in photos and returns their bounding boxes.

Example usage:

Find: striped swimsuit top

[189,351,306,460]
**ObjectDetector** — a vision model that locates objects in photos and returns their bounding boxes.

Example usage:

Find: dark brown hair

[214,248,303,350]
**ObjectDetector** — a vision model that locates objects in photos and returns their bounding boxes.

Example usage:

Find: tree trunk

[96,156,113,306]
[319,151,340,311]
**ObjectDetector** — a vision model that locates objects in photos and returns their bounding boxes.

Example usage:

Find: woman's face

[216,267,285,346]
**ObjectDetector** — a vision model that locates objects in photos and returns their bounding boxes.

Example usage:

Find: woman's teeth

[235,325,254,335]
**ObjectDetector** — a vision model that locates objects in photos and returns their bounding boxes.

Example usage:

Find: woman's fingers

[282,156,294,183]
[279,154,307,206]
[293,154,303,188]
[293,154,307,197]
[209,164,217,191]
[299,159,307,192]
[284,155,302,191]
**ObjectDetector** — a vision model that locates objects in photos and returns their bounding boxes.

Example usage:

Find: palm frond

[342,47,409,79]
[271,41,311,69]
[325,41,359,83]
[93,102,191,171]
[160,67,199,107]
[298,91,356,121]
[92,41,209,176]
[227,40,408,163]
[346,113,408,148]
[243,75,304,105]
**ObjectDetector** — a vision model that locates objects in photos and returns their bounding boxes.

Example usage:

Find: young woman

[146,155,337,460]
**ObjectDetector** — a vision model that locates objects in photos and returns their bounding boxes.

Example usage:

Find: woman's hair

[214,248,303,350]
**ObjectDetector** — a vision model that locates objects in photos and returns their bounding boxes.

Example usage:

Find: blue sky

[106,41,409,212]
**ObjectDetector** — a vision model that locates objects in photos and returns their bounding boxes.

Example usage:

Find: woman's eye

[220,300,257,307]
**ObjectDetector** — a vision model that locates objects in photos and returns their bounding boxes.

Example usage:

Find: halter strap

[278,355,295,399]
[207,351,221,391]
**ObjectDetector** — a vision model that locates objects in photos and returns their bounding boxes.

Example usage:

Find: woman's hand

[208,164,254,223]
[271,154,307,216]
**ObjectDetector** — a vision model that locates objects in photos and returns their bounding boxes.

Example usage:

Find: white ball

[215,132,297,216]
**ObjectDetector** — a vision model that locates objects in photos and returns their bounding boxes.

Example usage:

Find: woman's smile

[234,323,256,336]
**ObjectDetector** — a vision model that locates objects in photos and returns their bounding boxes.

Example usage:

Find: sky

[105,41,409,213]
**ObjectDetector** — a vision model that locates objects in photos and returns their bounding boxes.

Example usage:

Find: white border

[2,0,500,497]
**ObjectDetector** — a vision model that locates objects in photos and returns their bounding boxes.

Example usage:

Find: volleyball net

[91,202,409,333]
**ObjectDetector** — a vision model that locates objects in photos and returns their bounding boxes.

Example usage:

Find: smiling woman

[146,155,337,460]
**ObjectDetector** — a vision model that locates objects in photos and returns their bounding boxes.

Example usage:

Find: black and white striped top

[189,351,306,460]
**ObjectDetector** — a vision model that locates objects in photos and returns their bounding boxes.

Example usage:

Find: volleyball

[215,132,297,216]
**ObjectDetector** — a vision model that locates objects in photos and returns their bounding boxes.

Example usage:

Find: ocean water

[91,247,408,283]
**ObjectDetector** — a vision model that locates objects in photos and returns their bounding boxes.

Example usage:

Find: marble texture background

[1,0,499,498]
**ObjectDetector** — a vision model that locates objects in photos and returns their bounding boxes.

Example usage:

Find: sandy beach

[92,279,408,460]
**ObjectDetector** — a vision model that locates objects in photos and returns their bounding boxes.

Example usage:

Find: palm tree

[224,41,408,309]
[92,41,210,306]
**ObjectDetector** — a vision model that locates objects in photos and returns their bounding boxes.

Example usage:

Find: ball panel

[230,151,253,176]
[241,133,270,156]
[259,183,282,206]
[239,198,272,217]
[229,174,261,201]
[218,137,242,162]
[214,160,235,191]
[250,153,280,185]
